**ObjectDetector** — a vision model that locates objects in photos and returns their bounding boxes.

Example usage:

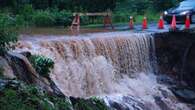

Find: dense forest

[0,0,182,12]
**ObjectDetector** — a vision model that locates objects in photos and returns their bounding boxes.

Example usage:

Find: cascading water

[15,32,192,110]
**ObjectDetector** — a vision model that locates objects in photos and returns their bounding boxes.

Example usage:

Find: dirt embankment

[154,31,195,90]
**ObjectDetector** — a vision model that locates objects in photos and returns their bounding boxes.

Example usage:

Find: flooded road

[20,22,195,41]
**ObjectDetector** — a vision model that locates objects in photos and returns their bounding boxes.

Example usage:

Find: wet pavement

[113,22,195,33]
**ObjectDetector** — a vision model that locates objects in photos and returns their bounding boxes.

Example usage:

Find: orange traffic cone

[158,15,164,29]
[185,15,190,29]
[171,15,177,30]
[142,16,147,29]
[129,16,134,29]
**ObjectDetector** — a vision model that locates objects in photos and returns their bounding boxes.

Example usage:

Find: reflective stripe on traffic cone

[158,15,164,29]
[171,15,177,30]
[142,16,147,29]
[185,15,190,29]
[129,16,134,29]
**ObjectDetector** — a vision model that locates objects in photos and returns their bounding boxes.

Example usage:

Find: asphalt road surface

[112,22,195,33]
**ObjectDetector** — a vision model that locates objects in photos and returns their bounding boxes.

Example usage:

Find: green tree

[152,0,182,11]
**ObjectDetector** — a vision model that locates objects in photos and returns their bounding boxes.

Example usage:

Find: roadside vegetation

[0,0,183,29]
[0,79,109,110]
[0,80,73,110]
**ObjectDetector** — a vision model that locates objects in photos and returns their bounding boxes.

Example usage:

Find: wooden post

[103,14,114,29]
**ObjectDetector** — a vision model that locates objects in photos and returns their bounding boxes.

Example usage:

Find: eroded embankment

[155,31,195,88]
[154,31,195,105]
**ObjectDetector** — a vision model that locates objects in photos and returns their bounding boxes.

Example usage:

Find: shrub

[0,30,18,55]
[18,4,34,25]
[0,80,109,110]
[73,97,109,110]
[0,88,36,110]
[0,81,72,110]
[90,97,109,110]
[15,15,27,27]
[74,99,92,110]
[113,11,131,23]
[80,16,91,25]
[29,55,54,77]
[48,96,73,110]
[0,13,18,56]
[32,10,55,27]
[52,10,73,27]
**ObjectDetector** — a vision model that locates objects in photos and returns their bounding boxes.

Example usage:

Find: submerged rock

[156,74,176,85]
[5,52,38,84]
[0,56,15,79]
[171,87,195,103]
[154,96,171,110]
[0,79,20,91]
[103,95,151,110]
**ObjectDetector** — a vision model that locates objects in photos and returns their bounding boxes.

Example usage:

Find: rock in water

[171,87,195,103]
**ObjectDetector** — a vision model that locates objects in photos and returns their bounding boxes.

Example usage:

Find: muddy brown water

[20,27,115,36]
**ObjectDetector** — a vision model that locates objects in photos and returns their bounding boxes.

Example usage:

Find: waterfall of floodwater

[15,32,191,110]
